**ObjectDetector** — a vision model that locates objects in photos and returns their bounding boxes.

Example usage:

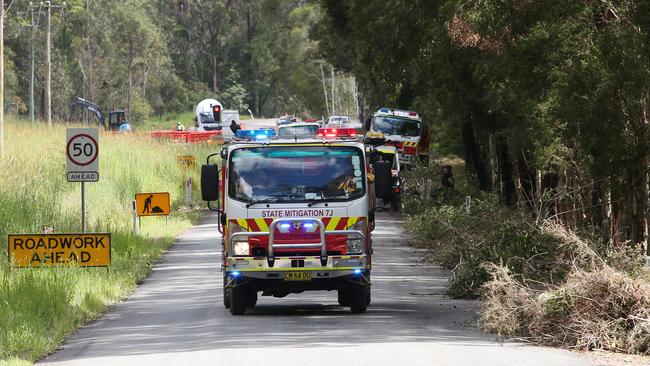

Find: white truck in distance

[194,98,240,135]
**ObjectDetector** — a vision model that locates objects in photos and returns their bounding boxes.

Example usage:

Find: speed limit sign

[66,128,99,182]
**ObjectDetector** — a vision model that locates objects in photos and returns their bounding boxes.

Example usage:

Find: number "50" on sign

[66,128,99,182]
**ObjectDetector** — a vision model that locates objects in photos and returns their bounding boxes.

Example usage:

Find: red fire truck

[201,127,393,315]
[365,108,430,167]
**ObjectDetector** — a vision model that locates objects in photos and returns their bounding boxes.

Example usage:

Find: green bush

[407,197,561,298]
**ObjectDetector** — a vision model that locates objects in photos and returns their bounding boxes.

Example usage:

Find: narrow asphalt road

[41,212,595,366]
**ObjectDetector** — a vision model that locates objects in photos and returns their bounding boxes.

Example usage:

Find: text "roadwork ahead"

[8,233,111,268]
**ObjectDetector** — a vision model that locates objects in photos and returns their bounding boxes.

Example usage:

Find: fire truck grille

[251,247,341,257]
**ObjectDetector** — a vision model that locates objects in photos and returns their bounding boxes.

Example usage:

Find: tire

[246,289,258,308]
[390,195,400,211]
[349,285,369,314]
[366,287,371,306]
[338,289,350,306]
[223,276,231,309]
[229,285,248,315]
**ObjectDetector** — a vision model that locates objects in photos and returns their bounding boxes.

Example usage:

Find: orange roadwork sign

[177,155,197,168]
[135,192,171,216]
[8,233,111,268]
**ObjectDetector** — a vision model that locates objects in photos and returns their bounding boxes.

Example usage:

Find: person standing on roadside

[441,165,455,189]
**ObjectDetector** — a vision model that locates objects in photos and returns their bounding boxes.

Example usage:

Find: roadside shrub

[406,197,561,298]
[482,263,650,354]
[405,158,650,355]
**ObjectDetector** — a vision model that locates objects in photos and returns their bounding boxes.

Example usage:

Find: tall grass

[0,121,217,364]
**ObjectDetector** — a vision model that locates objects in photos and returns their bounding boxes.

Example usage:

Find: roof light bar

[316,128,358,139]
[234,128,276,140]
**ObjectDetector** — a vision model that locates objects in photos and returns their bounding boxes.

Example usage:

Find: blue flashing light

[280,223,291,229]
[231,271,241,277]
[379,107,390,113]
[353,268,363,276]
[235,128,276,140]
[303,223,314,229]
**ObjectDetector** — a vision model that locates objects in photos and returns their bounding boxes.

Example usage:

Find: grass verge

[0,120,218,364]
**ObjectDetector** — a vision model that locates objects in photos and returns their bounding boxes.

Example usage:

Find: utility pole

[0,0,4,158]
[20,5,41,124]
[45,1,51,127]
[43,1,65,127]
[29,10,35,124]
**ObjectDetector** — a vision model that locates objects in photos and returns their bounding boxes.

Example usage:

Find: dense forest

[2,0,361,123]
[1,0,648,250]
[315,0,649,253]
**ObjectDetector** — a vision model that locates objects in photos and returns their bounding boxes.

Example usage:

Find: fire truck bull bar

[229,218,365,268]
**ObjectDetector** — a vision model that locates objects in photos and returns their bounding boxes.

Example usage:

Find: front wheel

[390,194,400,211]
[229,285,249,315]
[246,289,258,308]
[349,284,370,314]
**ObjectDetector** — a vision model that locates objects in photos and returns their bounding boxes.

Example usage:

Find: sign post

[186,177,193,207]
[66,128,99,233]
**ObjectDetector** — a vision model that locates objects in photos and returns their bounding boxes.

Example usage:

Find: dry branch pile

[481,224,650,355]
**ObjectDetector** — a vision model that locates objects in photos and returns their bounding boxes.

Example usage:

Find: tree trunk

[513,161,525,211]
[357,85,366,127]
[602,184,613,246]
[488,134,500,193]
[591,179,604,230]
[212,57,219,93]
[127,41,134,121]
[498,136,516,205]
[630,159,649,252]
[396,79,414,110]
[461,113,490,191]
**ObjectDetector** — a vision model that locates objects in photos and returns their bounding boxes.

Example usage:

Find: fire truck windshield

[229,146,365,203]
[373,116,421,137]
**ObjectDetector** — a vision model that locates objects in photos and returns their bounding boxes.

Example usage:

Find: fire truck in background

[365,108,430,167]
[201,127,394,315]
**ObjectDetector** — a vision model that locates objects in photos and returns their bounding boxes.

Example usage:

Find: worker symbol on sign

[142,195,165,214]
[143,195,153,214]
[136,192,171,217]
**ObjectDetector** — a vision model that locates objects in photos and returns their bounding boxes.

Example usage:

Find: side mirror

[372,160,392,199]
[201,164,220,202]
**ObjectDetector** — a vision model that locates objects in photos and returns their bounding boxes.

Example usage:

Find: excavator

[70,97,132,132]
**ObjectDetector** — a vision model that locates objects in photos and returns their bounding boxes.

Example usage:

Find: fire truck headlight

[233,241,250,256]
[346,239,364,254]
